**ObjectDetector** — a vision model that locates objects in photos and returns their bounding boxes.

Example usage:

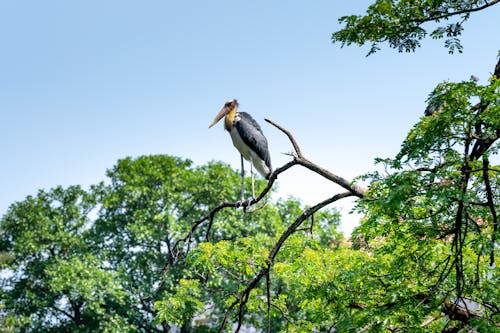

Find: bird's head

[208,99,239,128]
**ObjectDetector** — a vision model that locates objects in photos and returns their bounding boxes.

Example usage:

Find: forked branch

[265,118,366,198]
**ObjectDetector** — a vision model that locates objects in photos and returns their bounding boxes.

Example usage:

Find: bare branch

[265,118,303,158]
[296,157,366,198]
[444,300,481,322]
[470,129,500,161]
[268,192,353,261]
[357,323,373,333]
[421,315,441,327]
[265,118,366,198]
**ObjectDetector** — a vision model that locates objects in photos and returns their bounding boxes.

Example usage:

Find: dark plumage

[209,99,272,199]
[233,112,272,179]
[424,101,441,116]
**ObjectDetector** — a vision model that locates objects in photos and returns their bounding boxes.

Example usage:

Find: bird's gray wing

[235,112,272,169]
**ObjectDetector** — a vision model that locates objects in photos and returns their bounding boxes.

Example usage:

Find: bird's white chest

[229,127,252,161]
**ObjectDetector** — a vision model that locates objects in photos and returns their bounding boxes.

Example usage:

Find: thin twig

[265,118,303,158]
[265,118,366,198]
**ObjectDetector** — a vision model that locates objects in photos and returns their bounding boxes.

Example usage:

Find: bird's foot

[235,198,247,208]
[235,196,255,210]
[243,197,269,212]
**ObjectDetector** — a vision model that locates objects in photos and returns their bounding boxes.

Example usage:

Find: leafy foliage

[352,74,500,331]
[332,0,500,55]
[154,203,343,332]
[0,185,129,332]
[1,156,340,332]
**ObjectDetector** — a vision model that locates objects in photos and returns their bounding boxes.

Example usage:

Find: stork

[424,101,441,116]
[209,99,272,201]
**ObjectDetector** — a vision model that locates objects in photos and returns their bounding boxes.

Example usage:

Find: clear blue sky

[1,1,499,234]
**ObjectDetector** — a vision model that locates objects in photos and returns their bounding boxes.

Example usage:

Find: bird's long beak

[208,106,229,128]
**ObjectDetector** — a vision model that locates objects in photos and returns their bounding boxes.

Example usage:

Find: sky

[1,1,499,234]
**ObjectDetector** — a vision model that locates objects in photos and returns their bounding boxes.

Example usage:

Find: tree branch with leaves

[332,0,500,55]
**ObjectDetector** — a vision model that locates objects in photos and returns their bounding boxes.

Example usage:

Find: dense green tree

[2,92,497,332]
[2,105,498,332]
[349,72,500,331]
[0,185,129,332]
[1,155,333,332]
[154,59,500,333]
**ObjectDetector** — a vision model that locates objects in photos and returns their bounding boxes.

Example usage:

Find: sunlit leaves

[151,190,345,332]
[0,186,130,332]
[154,279,204,326]
[332,0,496,54]
[352,74,500,330]
[1,155,283,331]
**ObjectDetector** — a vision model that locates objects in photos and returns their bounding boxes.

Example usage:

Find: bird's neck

[224,106,237,131]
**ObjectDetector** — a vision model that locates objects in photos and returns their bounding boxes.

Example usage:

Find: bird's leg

[251,161,255,199]
[240,154,245,202]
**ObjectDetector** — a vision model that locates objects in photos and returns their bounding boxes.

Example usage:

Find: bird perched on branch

[209,99,272,201]
[424,100,442,116]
